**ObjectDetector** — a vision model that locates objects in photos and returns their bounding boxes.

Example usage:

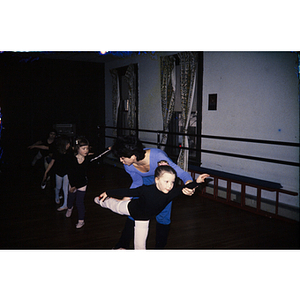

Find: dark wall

[0,53,105,167]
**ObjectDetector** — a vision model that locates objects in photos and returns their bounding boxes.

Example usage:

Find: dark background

[0,52,105,169]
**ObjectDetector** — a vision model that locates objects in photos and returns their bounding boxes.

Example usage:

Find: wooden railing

[189,167,298,223]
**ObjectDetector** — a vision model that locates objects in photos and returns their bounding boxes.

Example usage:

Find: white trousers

[100,198,149,250]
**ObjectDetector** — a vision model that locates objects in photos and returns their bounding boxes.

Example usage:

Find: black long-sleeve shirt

[51,149,72,177]
[106,181,201,220]
[66,152,101,189]
[67,155,91,189]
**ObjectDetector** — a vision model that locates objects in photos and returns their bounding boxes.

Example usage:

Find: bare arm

[28,144,49,150]
[43,159,55,181]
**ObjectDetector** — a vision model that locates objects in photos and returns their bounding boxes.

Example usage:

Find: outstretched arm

[182,173,210,195]
[99,185,144,202]
[182,180,195,196]
[28,145,48,150]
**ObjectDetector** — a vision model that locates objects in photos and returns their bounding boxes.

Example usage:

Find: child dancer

[42,135,71,210]
[94,164,209,249]
[66,137,92,229]
[110,135,196,250]
[28,129,57,188]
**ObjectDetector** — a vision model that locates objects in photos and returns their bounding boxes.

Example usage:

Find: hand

[182,186,196,196]
[196,173,210,183]
[69,187,77,193]
[99,192,108,201]
[42,173,47,182]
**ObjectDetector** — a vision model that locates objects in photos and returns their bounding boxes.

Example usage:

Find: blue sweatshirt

[124,148,193,188]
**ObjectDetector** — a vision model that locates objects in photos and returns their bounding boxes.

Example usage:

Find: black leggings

[67,190,86,220]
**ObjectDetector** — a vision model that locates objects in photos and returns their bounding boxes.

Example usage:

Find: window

[164,53,203,165]
[116,64,138,136]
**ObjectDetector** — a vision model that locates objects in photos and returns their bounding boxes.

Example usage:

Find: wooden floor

[0,159,299,250]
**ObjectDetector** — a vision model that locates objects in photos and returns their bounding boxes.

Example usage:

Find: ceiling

[4,51,159,64]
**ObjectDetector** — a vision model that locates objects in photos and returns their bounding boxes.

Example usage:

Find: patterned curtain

[177,52,198,171]
[160,55,176,149]
[110,68,120,136]
[124,64,136,135]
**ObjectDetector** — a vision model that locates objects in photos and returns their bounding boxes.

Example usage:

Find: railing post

[157,132,161,149]
[275,191,279,216]
[214,177,218,200]
[257,188,261,212]
[241,184,245,207]
[227,180,231,203]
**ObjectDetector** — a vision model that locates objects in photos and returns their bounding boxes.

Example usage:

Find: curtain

[160,55,176,149]
[110,68,120,136]
[110,64,136,136]
[124,64,136,135]
[177,52,198,171]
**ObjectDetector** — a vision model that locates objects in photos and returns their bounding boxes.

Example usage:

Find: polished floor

[0,159,299,250]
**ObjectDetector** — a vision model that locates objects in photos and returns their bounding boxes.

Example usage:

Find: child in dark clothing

[94,164,209,249]
[29,129,57,188]
[66,137,92,229]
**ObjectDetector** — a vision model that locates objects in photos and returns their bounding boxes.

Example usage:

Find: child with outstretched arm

[94,164,209,249]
